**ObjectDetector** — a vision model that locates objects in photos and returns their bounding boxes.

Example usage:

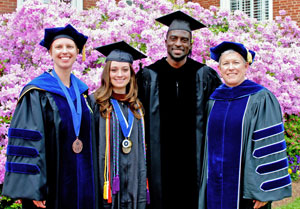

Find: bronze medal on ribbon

[72,137,83,153]
[122,138,132,154]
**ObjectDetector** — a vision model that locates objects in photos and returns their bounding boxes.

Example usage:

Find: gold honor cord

[104,113,112,203]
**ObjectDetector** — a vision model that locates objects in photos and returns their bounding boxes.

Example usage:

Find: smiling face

[49,38,79,72]
[165,30,192,63]
[218,50,249,87]
[109,61,131,94]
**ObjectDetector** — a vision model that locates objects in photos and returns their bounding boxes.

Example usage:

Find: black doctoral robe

[2,70,99,209]
[89,95,148,209]
[136,57,221,209]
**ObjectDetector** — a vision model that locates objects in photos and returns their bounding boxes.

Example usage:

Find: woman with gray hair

[198,41,291,209]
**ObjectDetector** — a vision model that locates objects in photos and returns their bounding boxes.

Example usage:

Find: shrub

[0,185,21,209]
[285,114,300,181]
[0,0,299,207]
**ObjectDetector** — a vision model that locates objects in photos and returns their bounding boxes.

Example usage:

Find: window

[220,0,273,21]
[17,0,83,11]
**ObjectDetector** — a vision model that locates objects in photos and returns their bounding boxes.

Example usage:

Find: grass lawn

[275,197,300,209]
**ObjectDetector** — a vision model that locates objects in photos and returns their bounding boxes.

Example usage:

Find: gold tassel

[247,49,252,64]
[82,45,86,62]
[103,181,109,200]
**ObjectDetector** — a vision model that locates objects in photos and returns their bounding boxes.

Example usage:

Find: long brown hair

[94,61,144,119]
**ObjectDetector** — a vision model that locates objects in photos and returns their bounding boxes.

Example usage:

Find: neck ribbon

[110,98,134,138]
[52,70,82,137]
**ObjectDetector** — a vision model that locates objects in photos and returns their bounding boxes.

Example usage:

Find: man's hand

[33,200,46,208]
[253,199,268,209]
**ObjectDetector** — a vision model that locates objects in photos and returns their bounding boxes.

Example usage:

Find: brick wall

[189,0,220,9]
[83,0,97,9]
[0,0,17,14]
[273,0,300,25]
[0,0,218,14]
[0,0,97,14]
[0,0,299,26]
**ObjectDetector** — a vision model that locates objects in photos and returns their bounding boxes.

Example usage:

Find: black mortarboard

[155,10,206,32]
[95,41,147,64]
[210,41,256,65]
[40,24,88,54]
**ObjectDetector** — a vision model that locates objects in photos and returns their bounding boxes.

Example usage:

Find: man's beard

[168,51,188,62]
[168,49,191,62]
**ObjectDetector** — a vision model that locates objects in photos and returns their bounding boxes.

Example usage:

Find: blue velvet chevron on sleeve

[8,128,42,141]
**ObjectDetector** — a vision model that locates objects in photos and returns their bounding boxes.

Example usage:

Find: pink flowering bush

[285,115,300,181]
[0,0,300,191]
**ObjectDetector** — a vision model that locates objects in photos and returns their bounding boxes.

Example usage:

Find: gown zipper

[176,81,179,98]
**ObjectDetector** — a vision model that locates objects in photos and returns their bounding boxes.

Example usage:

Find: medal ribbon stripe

[52,70,82,138]
[52,70,83,153]
[110,98,134,139]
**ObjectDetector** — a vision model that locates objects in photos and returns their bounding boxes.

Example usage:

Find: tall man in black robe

[137,11,222,209]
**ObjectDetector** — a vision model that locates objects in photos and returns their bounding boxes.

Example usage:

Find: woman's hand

[253,200,268,209]
[33,200,46,208]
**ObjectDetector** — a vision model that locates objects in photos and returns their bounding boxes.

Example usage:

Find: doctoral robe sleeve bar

[2,89,47,200]
[243,89,291,202]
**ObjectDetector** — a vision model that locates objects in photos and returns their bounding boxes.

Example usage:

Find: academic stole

[103,101,150,204]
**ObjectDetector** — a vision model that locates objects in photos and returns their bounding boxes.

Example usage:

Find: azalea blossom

[0,0,300,184]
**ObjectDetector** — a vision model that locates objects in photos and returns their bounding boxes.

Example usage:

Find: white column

[268,0,273,20]
[72,0,83,11]
[220,0,231,10]
[17,0,24,9]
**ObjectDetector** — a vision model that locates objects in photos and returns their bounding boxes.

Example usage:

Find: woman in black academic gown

[2,24,98,209]
[91,41,149,209]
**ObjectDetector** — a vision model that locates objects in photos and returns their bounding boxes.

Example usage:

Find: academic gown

[198,80,292,209]
[136,57,222,209]
[89,95,147,209]
[2,70,99,209]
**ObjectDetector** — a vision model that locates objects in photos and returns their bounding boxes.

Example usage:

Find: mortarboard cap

[155,10,206,32]
[95,41,147,64]
[210,41,256,65]
[40,24,88,54]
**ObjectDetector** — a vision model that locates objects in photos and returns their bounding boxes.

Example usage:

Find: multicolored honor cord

[104,100,150,204]
[111,98,134,194]
[112,110,120,194]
